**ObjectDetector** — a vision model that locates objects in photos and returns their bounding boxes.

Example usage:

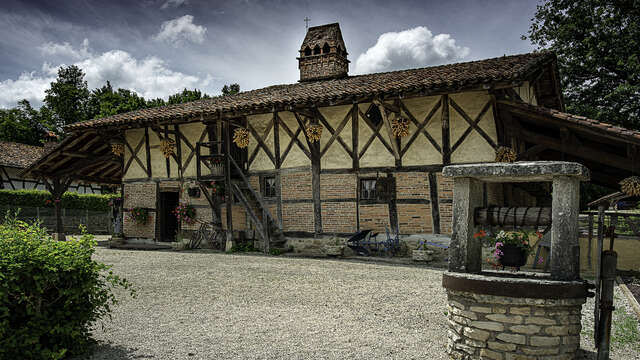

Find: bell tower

[297,23,349,82]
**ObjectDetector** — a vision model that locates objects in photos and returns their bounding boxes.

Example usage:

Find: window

[322,43,330,54]
[365,105,383,128]
[360,178,377,200]
[313,45,321,55]
[263,176,276,198]
[304,47,311,56]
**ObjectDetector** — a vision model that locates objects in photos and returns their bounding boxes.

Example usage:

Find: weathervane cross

[304,17,310,29]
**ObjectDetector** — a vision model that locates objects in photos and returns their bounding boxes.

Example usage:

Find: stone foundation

[446,289,585,360]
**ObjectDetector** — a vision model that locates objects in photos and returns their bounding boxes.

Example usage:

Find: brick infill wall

[447,290,585,360]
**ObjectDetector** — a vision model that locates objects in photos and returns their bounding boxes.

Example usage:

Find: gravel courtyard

[83,248,639,360]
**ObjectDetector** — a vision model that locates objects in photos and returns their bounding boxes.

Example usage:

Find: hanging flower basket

[127,207,149,225]
[174,203,197,224]
[306,124,323,143]
[391,117,410,137]
[495,146,517,163]
[160,139,175,158]
[620,176,640,196]
[233,128,250,148]
[111,144,124,157]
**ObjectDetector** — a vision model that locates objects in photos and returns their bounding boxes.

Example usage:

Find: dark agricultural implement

[346,227,400,257]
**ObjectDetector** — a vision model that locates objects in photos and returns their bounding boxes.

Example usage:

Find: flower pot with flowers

[174,203,197,225]
[210,156,224,176]
[128,207,150,225]
[475,230,542,270]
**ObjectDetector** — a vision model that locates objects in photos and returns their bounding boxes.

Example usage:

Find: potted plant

[210,156,224,176]
[324,237,344,257]
[412,241,434,262]
[475,230,540,270]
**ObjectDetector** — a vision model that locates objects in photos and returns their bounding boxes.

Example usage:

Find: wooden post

[551,176,581,280]
[44,177,71,241]
[597,251,617,360]
[441,95,451,165]
[312,140,322,235]
[588,213,594,269]
[352,103,359,170]
[428,173,440,234]
[224,119,234,251]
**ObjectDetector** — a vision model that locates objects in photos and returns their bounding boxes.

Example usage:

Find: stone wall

[447,290,584,360]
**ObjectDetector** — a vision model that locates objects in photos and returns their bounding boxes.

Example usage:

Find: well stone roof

[66,51,556,131]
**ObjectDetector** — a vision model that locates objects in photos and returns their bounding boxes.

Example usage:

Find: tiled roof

[500,101,640,143]
[0,142,48,169]
[67,51,555,131]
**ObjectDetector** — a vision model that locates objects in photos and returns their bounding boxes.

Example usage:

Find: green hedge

[0,216,135,359]
[0,190,120,212]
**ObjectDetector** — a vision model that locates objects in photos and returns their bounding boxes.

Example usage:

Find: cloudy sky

[0,0,540,108]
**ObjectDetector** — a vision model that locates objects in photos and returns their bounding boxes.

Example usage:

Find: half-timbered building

[23,23,640,251]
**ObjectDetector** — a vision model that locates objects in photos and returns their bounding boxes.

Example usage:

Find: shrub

[0,214,135,359]
[0,189,120,212]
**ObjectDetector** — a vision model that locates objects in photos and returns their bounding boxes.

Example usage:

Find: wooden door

[159,191,180,241]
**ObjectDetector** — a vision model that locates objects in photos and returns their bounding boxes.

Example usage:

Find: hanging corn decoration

[620,176,640,196]
[160,139,175,158]
[111,143,124,157]
[391,117,410,137]
[306,124,323,143]
[495,146,517,163]
[233,128,250,148]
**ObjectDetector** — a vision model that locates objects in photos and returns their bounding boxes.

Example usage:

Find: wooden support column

[428,172,441,234]
[145,127,151,178]
[44,177,72,241]
[224,118,234,251]
[352,103,359,170]
[311,129,322,235]
[441,95,451,165]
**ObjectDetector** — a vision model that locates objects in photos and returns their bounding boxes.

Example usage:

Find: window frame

[359,177,378,202]
[262,176,277,199]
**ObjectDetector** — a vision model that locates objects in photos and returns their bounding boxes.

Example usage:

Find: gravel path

[81,248,640,360]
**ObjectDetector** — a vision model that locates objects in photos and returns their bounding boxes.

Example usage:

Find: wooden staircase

[196,141,285,253]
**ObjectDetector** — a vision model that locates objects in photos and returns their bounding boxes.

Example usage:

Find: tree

[524,0,640,129]
[0,100,54,146]
[44,65,90,130]
[221,83,240,96]
[87,81,148,119]
[167,88,209,104]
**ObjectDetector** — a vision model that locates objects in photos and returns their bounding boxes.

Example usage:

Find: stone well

[441,162,593,360]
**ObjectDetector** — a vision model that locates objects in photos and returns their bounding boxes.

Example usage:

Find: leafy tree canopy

[524,0,640,129]
[222,83,240,96]
[1,68,242,146]
[0,100,54,146]
[167,88,209,104]
[44,65,90,129]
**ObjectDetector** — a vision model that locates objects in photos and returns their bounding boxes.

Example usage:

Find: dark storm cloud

[0,0,539,108]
